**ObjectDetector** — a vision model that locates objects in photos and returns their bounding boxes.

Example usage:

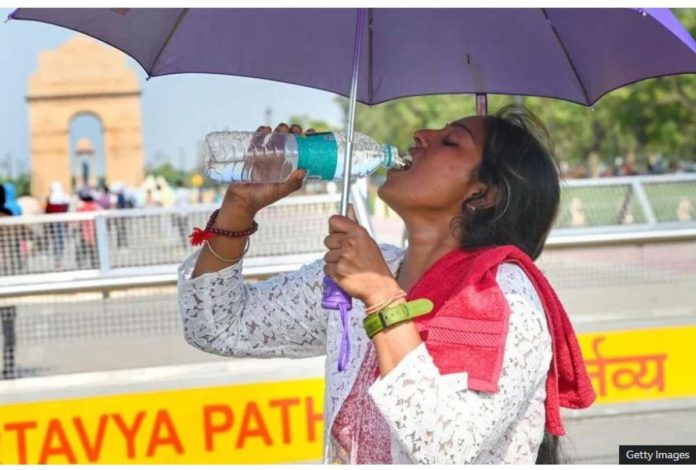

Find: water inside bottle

[241,133,296,182]
[204,131,297,183]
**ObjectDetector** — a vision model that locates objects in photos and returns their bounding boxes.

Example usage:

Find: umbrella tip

[146,75,151,82]
[5,9,17,23]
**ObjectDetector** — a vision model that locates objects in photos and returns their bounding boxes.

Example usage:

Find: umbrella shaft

[476,93,488,116]
[339,8,367,217]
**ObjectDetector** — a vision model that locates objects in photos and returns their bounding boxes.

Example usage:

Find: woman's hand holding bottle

[192,123,307,277]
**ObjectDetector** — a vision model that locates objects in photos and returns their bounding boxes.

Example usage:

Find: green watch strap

[363,298,434,339]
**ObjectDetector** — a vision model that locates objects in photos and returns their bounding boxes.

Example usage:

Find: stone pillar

[27,101,71,199]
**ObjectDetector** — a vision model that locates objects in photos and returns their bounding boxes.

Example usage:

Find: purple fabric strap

[337,303,351,372]
[322,277,353,372]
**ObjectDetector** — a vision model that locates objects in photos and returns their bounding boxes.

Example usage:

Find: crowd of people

[0,176,197,274]
[13,175,197,218]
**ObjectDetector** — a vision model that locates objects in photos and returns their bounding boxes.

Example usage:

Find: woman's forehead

[450,116,486,143]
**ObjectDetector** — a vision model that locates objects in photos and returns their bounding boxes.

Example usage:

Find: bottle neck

[382,145,401,168]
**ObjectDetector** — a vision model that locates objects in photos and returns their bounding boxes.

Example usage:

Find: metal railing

[0,228,693,378]
[555,173,696,229]
[0,182,380,285]
[1,174,694,284]
[0,193,339,281]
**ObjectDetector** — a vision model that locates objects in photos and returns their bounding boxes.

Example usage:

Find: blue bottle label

[296,132,338,180]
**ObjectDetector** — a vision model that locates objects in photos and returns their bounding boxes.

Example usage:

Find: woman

[178,105,595,464]
[44,181,70,269]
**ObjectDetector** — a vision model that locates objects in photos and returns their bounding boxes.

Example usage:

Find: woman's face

[378,116,487,218]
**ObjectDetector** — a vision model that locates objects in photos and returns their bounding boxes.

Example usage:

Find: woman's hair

[454,104,561,261]
[454,105,563,462]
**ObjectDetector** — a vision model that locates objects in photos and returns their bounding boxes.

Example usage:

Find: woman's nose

[413,129,429,147]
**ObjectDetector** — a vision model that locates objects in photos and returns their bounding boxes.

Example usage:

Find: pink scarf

[409,245,596,435]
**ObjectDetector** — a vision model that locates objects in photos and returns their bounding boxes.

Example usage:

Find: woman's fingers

[328,213,361,235]
[323,249,342,264]
[324,233,343,250]
[273,170,306,199]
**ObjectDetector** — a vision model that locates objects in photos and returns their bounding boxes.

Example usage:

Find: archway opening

[69,113,105,192]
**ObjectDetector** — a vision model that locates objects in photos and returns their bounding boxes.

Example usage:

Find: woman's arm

[367,263,553,464]
[178,248,328,359]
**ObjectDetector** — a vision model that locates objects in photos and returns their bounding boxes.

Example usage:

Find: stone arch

[26,35,144,198]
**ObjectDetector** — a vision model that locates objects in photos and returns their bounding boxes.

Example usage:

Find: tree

[0,174,31,196]
[147,162,192,187]
[336,8,696,174]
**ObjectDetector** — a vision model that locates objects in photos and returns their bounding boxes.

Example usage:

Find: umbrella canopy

[10,8,696,106]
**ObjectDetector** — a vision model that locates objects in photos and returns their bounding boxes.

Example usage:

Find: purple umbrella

[9,8,696,106]
[9,7,696,371]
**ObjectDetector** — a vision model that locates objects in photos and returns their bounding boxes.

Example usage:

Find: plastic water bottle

[203,131,404,183]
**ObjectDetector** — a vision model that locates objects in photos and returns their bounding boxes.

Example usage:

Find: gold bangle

[365,290,407,315]
[204,238,250,264]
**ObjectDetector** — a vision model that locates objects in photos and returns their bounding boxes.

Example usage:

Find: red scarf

[409,245,596,436]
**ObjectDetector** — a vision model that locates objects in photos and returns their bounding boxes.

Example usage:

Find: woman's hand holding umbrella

[324,205,424,376]
[323,205,397,306]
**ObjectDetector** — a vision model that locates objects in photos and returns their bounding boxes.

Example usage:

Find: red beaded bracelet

[189,209,259,246]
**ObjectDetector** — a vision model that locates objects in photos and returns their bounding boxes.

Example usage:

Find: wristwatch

[363,298,434,339]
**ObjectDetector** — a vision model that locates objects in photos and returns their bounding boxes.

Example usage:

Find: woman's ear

[466,186,498,211]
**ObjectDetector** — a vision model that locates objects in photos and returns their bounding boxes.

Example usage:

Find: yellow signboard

[1,325,695,464]
[0,378,324,464]
[578,325,696,404]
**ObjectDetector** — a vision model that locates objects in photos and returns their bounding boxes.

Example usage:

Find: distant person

[667,160,683,174]
[676,197,693,221]
[113,182,131,248]
[145,186,163,208]
[17,190,43,258]
[173,180,191,250]
[75,188,100,270]
[44,181,70,269]
[0,185,12,276]
[1,183,21,216]
[96,184,112,210]
[17,191,41,216]
[647,155,665,175]
[0,183,25,275]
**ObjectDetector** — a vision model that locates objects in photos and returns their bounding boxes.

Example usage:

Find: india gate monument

[26,35,145,197]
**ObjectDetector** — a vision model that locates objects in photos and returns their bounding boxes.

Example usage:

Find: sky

[0,7,344,179]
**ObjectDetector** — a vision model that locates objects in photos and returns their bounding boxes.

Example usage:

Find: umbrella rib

[149,8,190,77]
[368,8,374,105]
[541,8,591,105]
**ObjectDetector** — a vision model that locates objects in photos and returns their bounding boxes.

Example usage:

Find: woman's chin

[377,181,399,209]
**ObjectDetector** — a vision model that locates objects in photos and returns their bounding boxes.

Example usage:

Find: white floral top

[177,244,553,464]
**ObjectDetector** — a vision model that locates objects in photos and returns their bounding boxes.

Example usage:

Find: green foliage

[1,174,31,196]
[338,9,696,170]
[147,162,191,187]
